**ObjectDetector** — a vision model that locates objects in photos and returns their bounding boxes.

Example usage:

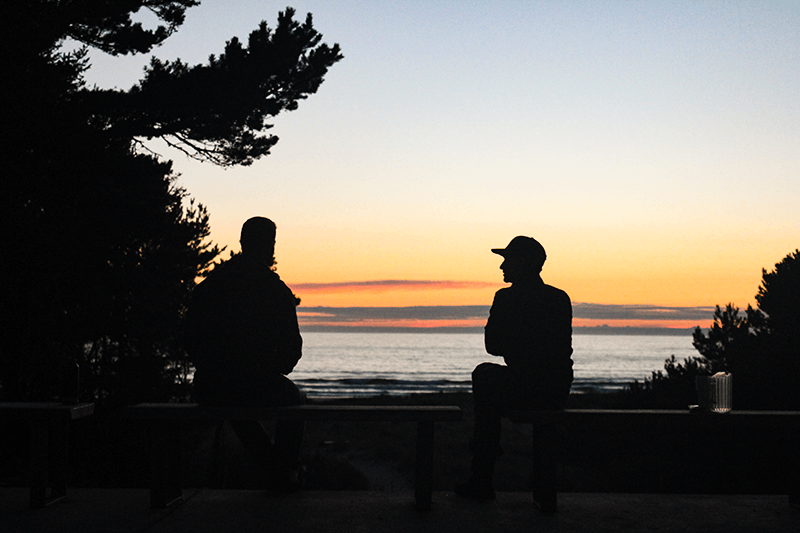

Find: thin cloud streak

[291,282,714,323]
[573,303,716,322]
[298,305,490,323]
[292,280,496,292]
[297,304,715,323]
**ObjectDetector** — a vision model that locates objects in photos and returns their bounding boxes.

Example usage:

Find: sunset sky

[77,1,799,330]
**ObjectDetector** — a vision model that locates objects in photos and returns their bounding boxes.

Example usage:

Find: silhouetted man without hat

[456,236,573,501]
[186,217,305,491]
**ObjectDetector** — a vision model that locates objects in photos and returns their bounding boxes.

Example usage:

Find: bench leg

[28,419,69,509]
[149,420,183,508]
[531,423,557,513]
[790,424,799,508]
[209,421,227,489]
[29,420,48,509]
[48,418,69,504]
[414,421,434,512]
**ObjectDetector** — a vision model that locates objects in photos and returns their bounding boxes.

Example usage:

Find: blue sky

[73,1,800,328]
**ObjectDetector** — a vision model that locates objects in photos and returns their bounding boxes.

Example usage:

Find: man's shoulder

[542,283,571,302]
[199,255,242,280]
[492,286,515,302]
[193,255,286,295]
[496,282,571,305]
[494,286,512,296]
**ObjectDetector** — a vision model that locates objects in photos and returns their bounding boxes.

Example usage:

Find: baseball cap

[491,236,546,265]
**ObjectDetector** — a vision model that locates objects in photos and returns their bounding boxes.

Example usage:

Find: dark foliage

[0,1,341,407]
[623,251,800,410]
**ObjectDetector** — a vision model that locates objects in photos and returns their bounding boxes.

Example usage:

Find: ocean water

[290,332,698,398]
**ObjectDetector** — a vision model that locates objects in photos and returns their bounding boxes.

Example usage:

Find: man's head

[491,236,546,283]
[240,217,277,265]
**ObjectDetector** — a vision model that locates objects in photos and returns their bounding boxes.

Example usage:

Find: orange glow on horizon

[298,318,484,329]
[572,318,711,330]
[297,317,711,330]
[289,282,500,307]
[292,280,496,292]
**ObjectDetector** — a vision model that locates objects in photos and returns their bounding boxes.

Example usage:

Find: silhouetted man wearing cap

[456,236,573,501]
[186,217,305,491]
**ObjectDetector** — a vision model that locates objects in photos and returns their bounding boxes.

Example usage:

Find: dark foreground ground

[177,392,796,495]
[1,391,797,532]
[1,392,795,494]
[2,488,798,533]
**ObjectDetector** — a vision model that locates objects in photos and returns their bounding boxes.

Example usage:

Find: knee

[472,362,503,384]
[283,377,305,406]
[472,362,493,381]
[472,363,509,403]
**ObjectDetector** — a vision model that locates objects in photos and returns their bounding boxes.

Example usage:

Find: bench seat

[0,402,95,508]
[507,409,800,513]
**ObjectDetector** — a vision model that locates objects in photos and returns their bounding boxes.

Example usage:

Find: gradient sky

[75,1,800,329]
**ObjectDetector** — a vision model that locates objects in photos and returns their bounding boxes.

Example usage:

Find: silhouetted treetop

[1,2,341,405]
[756,249,800,336]
[11,0,198,56]
[633,249,800,409]
[8,1,342,166]
[91,10,343,165]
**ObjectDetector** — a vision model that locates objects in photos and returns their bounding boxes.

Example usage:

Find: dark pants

[197,372,305,476]
[470,362,568,482]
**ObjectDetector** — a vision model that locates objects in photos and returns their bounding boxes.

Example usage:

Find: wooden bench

[0,402,95,508]
[122,403,462,511]
[508,409,800,513]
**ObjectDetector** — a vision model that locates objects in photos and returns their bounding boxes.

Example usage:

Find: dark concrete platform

[1,488,797,533]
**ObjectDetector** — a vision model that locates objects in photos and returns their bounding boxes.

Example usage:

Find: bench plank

[0,402,95,421]
[509,408,800,423]
[125,403,462,422]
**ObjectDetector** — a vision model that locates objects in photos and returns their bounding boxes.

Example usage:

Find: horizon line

[298,324,700,336]
[297,303,715,323]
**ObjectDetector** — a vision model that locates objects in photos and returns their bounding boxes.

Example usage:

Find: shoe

[270,463,306,493]
[283,464,306,492]
[454,477,496,501]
